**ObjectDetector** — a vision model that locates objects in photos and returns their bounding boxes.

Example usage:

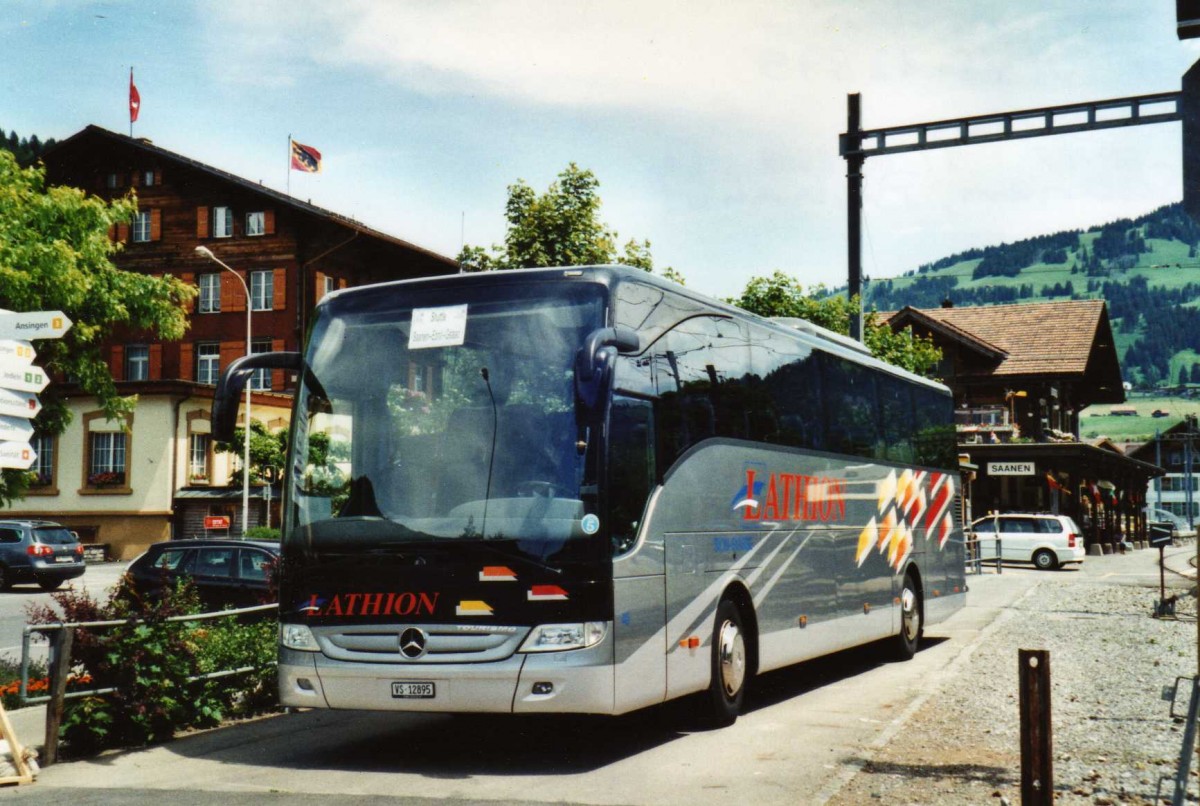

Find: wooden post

[43,627,73,767]
[1019,649,1053,805]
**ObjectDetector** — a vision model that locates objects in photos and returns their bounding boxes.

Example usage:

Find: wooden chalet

[885,300,1163,550]
[6,125,457,558]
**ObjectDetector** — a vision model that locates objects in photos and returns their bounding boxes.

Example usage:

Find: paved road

[0,562,128,666]
[0,562,1041,804]
[1,546,1191,805]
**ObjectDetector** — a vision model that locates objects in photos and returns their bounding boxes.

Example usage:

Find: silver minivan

[971,513,1086,570]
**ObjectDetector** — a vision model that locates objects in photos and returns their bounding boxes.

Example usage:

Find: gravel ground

[829,562,1200,805]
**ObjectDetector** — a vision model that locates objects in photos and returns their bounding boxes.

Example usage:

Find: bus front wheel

[707,599,747,726]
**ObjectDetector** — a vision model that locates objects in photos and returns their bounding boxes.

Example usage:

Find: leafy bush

[243,526,280,541]
[25,575,278,757]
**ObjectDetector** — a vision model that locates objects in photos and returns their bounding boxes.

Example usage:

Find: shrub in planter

[26,576,278,757]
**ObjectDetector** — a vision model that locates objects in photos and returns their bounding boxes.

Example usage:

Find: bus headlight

[519,622,606,652]
[281,623,320,652]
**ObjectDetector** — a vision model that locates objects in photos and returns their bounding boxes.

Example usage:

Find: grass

[1079,393,1200,442]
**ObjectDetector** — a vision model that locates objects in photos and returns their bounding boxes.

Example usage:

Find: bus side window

[821,354,879,460]
[608,395,655,555]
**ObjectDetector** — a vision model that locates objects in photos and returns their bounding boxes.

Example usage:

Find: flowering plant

[87,471,124,486]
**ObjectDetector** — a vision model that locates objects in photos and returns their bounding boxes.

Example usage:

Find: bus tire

[894,572,922,661]
[707,598,748,726]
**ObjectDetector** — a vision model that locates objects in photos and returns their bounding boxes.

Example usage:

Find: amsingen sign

[988,461,1036,476]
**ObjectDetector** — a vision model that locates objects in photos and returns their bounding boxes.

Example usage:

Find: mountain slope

[865,202,1200,388]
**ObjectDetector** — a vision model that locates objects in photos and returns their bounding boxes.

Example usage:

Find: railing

[21,602,277,765]
[964,532,1003,575]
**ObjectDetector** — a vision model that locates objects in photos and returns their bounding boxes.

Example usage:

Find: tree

[0,151,194,505]
[457,163,684,283]
[215,419,287,484]
[728,270,943,377]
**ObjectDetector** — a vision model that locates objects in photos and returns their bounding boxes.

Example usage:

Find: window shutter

[108,223,118,242]
[179,344,194,381]
[272,268,287,310]
[314,272,327,303]
[264,209,276,235]
[110,346,125,381]
[130,171,140,187]
[338,278,348,290]
[150,208,162,241]
[149,344,163,380]
[220,342,244,373]
[154,169,163,185]
[271,338,287,389]
[222,272,247,312]
[196,206,209,239]
[180,272,196,313]
[116,222,129,243]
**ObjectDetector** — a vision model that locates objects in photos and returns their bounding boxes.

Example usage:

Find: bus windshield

[286,280,607,567]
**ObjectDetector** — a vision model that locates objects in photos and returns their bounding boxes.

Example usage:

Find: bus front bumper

[280,634,616,714]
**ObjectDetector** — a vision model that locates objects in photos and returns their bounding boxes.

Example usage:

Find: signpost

[0,416,33,444]
[0,310,73,471]
[0,341,35,366]
[0,363,48,395]
[0,311,72,341]
[0,390,40,420]
[0,443,36,470]
[204,516,231,530]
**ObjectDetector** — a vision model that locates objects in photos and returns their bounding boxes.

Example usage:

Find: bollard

[1019,649,1053,805]
[43,627,74,767]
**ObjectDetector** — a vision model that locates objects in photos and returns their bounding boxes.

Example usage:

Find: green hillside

[867,203,1200,389]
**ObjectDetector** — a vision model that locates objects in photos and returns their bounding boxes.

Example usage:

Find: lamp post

[194,245,252,536]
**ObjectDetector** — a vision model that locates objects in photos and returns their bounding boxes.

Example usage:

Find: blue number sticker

[581,514,600,535]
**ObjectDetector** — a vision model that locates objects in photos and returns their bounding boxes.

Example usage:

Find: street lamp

[194,245,252,537]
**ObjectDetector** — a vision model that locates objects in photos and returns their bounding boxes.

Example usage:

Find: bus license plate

[391,681,435,699]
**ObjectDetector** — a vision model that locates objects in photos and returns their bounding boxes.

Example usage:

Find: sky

[3,1,1200,301]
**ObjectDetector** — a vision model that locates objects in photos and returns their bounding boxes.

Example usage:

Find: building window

[198,273,221,313]
[143,170,156,187]
[246,212,265,236]
[189,434,211,484]
[29,433,54,489]
[125,344,150,381]
[88,432,127,487]
[250,338,272,391]
[212,206,233,238]
[106,173,120,189]
[132,211,152,243]
[250,270,273,311]
[196,343,221,385]
[323,275,336,297]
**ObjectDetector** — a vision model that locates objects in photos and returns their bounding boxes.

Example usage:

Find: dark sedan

[125,538,279,610]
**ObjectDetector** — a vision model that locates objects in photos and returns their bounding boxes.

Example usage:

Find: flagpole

[287,134,292,197]
[129,67,134,138]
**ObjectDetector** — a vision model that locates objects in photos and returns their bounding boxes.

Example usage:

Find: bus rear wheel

[894,573,922,661]
[707,599,748,726]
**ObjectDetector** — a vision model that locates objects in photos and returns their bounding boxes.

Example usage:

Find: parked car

[0,520,86,591]
[970,513,1086,570]
[125,538,279,610]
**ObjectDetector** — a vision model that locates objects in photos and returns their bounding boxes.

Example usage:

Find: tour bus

[213,265,965,725]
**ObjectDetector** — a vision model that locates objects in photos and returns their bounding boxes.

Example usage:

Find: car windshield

[285,279,607,568]
[34,527,76,545]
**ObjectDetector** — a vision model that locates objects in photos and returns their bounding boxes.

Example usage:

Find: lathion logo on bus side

[731,467,848,522]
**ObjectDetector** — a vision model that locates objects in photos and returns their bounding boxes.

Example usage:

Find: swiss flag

[129,69,141,123]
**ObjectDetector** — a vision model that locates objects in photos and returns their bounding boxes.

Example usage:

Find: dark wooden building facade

[6,125,458,557]
[886,301,1163,550]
